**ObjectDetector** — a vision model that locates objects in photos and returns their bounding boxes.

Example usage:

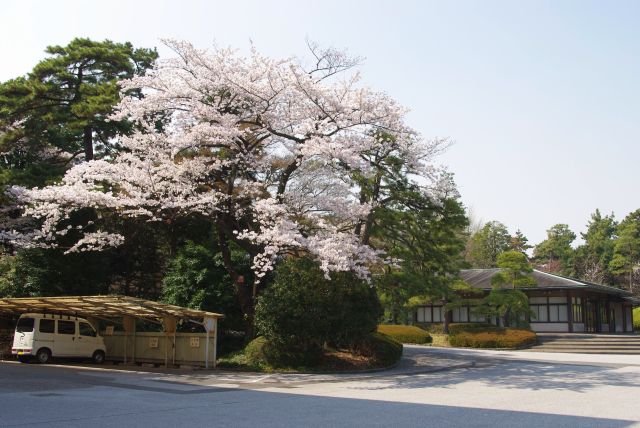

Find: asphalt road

[1,346,639,427]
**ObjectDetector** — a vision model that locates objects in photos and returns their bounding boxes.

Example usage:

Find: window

[39,319,55,333]
[432,306,443,322]
[531,305,548,322]
[452,307,468,323]
[572,297,583,323]
[16,317,34,333]
[79,322,96,337]
[57,320,76,335]
[549,305,568,322]
[469,307,485,322]
[599,304,608,324]
[530,296,569,323]
[423,307,432,322]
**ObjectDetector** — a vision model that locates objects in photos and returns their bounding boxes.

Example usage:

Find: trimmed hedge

[448,328,537,349]
[353,332,403,367]
[377,325,432,344]
[634,308,640,331]
[419,323,496,335]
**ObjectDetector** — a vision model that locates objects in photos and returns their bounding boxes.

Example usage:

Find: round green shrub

[254,257,382,366]
[377,325,432,344]
[353,332,403,367]
[244,336,269,365]
[448,328,537,349]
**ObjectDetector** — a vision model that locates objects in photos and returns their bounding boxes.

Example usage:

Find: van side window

[57,320,76,335]
[16,317,34,333]
[79,322,96,337]
[39,319,55,333]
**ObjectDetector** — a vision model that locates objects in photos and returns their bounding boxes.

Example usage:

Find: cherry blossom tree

[11,40,450,324]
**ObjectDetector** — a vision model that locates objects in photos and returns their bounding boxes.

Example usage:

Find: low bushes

[448,328,537,349]
[419,323,495,335]
[377,325,432,344]
[244,336,269,365]
[634,308,640,331]
[352,333,403,367]
[242,333,403,370]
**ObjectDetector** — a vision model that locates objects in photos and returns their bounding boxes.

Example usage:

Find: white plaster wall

[573,323,585,333]
[530,323,569,333]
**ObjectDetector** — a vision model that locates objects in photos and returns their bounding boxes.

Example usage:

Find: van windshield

[16,317,34,333]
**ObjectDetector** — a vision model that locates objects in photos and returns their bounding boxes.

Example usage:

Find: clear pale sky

[2,0,639,246]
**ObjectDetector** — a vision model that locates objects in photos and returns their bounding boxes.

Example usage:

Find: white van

[11,313,106,364]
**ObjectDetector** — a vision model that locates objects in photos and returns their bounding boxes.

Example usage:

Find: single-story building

[415,268,638,333]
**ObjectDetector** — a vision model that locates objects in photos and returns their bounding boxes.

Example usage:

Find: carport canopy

[0,295,224,368]
[0,295,223,326]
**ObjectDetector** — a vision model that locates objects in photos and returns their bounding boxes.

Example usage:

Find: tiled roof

[460,269,634,298]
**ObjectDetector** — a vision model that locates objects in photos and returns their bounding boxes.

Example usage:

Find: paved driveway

[1,346,639,427]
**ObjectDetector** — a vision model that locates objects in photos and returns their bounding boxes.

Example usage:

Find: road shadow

[1,384,637,427]
[351,358,640,393]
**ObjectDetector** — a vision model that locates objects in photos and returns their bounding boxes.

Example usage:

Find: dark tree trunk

[359,172,382,246]
[442,299,450,334]
[216,219,258,340]
[83,126,94,161]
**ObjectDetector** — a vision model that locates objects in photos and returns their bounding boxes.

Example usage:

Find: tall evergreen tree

[374,194,468,325]
[573,209,616,284]
[609,210,640,292]
[0,38,157,187]
[465,221,511,268]
[533,224,576,275]
[509,229,532,255]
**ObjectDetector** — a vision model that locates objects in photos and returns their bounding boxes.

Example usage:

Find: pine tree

[533,224,576,275]
[610,210,640,291]
[509,229,532,255]
[0,38,157,187]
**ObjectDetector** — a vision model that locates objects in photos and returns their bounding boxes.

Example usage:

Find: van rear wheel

[36,348,51,364]
[92,350,105,364]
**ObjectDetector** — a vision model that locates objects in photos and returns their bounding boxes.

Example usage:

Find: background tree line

[465,209,640,296]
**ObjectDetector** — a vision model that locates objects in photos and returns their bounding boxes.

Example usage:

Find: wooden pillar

[567,290,573,333]
[122,316,136,364]
[203,317,217,369]
[163,316,178,368]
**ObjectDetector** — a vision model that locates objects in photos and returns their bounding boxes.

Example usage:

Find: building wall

[626,307,633,332]
[530,322,569,333]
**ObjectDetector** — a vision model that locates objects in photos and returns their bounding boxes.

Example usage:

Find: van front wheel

[92,350,105,364]
[36,348,51,364]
